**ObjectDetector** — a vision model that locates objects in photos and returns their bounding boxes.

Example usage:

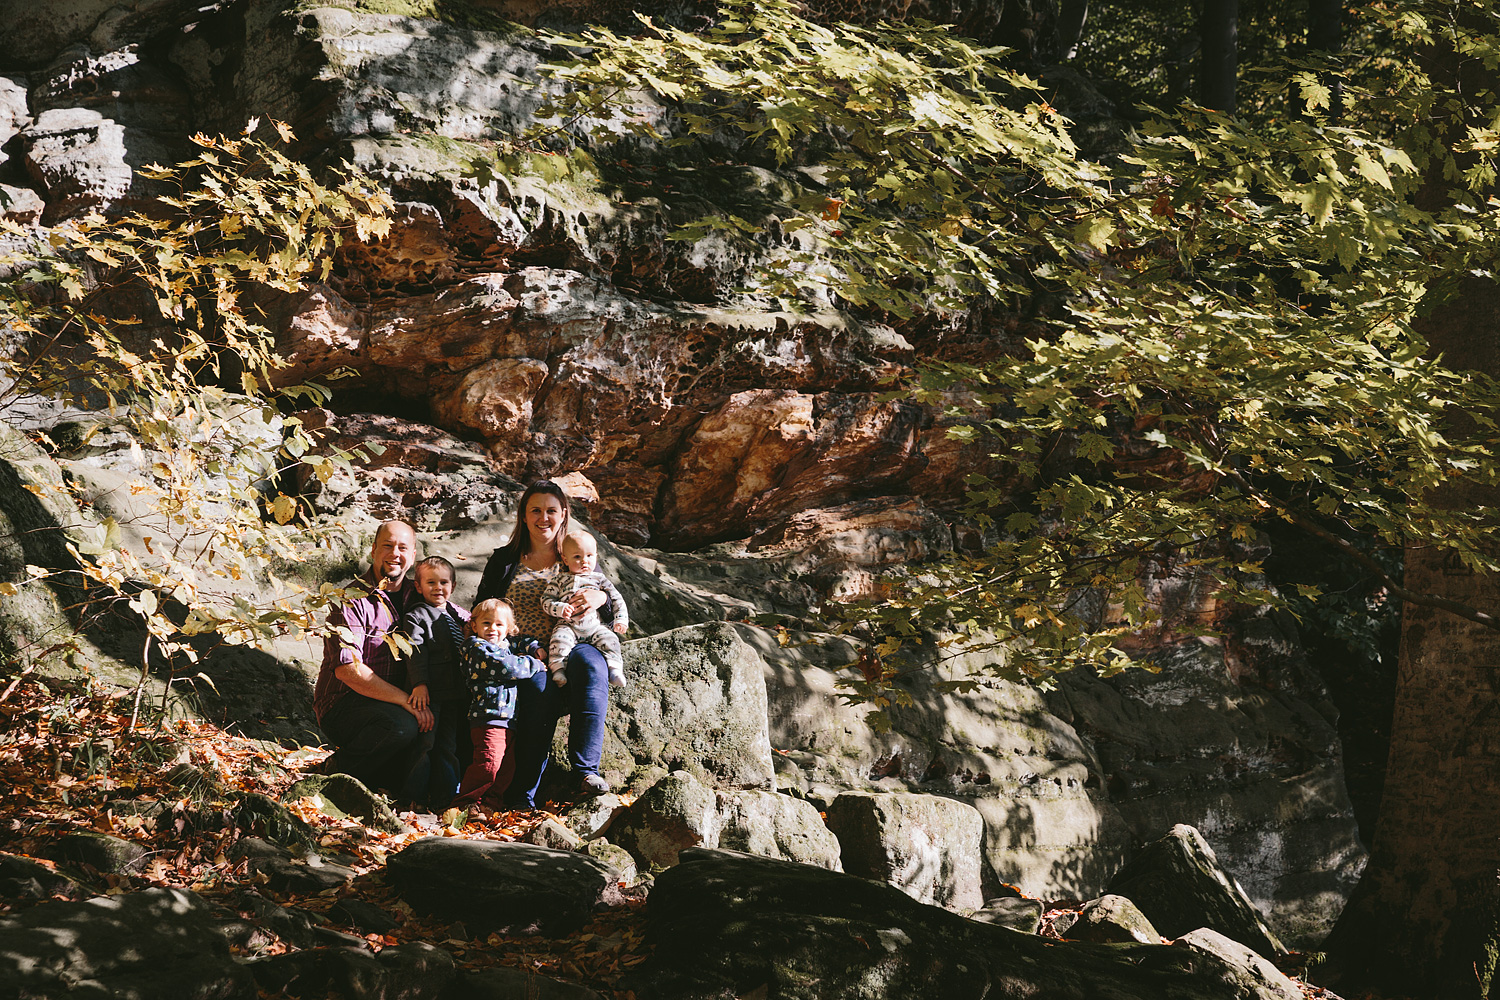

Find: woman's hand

[568,589,606,614]
[407,684,430,712]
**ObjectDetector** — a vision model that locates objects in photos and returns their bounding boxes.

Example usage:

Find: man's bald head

[370,520,417,583]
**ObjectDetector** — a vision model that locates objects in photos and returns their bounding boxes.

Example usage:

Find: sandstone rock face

[748,625,1135,901]
[824,791,985,911]
[0,75,31,167]
[0,183,44,222]
[1107,824,1287,959]
[20,108,150,220]
[1059,629,1365,946]
[0,0,1370,956]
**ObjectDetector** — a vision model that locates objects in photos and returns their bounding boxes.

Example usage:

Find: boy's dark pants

[399,699,465,810]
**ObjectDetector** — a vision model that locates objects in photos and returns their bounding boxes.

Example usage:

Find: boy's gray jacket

[401,603,471,700]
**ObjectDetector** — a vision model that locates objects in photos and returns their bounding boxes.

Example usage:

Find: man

[312,520,432,790]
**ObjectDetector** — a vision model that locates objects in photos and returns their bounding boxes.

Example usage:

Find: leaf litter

[0,679,650,998]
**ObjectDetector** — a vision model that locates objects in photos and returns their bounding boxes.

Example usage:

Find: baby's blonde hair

[561,531,595,554]
[469,598,515,635]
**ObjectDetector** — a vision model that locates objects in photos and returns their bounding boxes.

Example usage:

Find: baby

[541,531,629,688]
[453,598,545,809]
[399,556,469,811]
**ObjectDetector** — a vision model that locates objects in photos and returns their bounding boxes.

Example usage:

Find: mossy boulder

[284,773,403,833]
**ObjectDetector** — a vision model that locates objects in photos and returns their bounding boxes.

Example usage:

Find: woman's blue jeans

[504,642,608,807]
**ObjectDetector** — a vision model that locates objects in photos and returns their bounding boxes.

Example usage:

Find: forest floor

[0,674,1364,1000]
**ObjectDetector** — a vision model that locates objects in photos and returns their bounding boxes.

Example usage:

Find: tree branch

[1228,471,1500,631]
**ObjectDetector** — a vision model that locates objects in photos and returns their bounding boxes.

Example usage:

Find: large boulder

[0,887,257,999]
[1106,824,1287,959]
[52,832,147,874]
[608,772,719,869]
[639,847,1318,1000]
[610,771,839,872]
[969,896,1044,933]
[753,614,1363,948]
[823,791,985,911]
[715,788,842,871]
[598,623,776,791]
[0,853,86,901]
[385,837,623,936]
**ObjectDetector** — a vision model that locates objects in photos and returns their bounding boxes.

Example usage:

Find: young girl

[453,599,546,810]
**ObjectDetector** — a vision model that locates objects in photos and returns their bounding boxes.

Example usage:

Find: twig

[0,663,35,703]
[128,632,152,735]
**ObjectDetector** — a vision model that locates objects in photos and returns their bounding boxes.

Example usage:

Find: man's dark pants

[319,693,420,792]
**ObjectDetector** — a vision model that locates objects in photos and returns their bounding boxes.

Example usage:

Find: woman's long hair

[504,479,571,564]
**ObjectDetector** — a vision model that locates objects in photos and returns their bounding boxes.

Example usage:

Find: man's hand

[612,621,627,634]
[336,658,421,712]
[405,703,435,732]
[407,684,429,711]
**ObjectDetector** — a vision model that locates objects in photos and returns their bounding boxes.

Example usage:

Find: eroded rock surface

[824,790,985,911]
[641,847,1311,1000]
[0,0,1369,955]
[610,770,840,871]
[0,888,257,999]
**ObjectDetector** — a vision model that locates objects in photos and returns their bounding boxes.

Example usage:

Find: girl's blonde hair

[469,598,515,635]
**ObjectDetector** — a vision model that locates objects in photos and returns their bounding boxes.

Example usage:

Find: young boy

[541,531,629,688]
[398,556,470,811]
[454,599,546,809]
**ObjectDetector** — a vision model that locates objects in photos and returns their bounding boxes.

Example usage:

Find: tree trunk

[1308,0,1342,118]
[1199,0,1237,113]
[1321,278,1500,998]
[1058,0,1087,60]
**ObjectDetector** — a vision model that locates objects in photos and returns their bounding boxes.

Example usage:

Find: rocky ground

[0,675,1351,1000]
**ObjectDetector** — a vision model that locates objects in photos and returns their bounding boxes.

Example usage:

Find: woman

[474,480,612,804]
